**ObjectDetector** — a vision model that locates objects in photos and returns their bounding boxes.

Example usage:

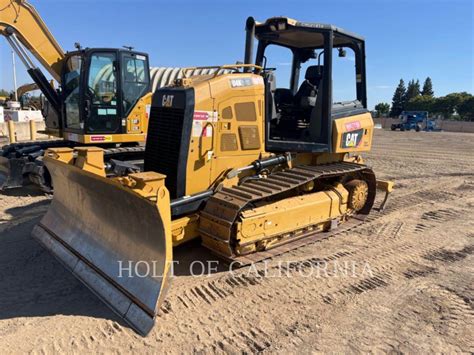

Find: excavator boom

[0,0,64,81]
[16,82,39,100]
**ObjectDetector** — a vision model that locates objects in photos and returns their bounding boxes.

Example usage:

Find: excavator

[15,82,41,110]
[0,0,213,191]
[0,0,153,190]
[33,17,394,335]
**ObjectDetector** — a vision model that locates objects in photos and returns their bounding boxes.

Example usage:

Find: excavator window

[64,54,83,130]
[122,54,149,117]
[85,52,120,133]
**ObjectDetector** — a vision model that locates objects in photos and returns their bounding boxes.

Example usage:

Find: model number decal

[341,129,364,149]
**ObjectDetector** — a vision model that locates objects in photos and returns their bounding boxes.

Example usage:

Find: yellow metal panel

[125,92,152,135]
[236,187,348,244]
[332,112,374,153]
[184,80,214,195]
[171,214,200,246]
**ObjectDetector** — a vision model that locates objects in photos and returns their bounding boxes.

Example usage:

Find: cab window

[64,55,83,130]
[122,55,149,116]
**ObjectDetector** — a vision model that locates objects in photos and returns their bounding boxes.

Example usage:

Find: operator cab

[58,48,150,135]
[246,17,368,153]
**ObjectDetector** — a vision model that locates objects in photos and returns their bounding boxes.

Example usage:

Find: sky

[0,0,472,109]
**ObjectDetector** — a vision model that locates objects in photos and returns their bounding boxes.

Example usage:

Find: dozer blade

[32,156,173,335]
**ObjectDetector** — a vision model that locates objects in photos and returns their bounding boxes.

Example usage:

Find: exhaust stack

[243,17,255,72]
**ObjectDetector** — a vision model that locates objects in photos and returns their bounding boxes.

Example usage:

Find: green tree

[390,79,406,117]
[374,102,390,117]
[405,95,435,112]
[421,77,434,97]
[405,79,421,103]
[456,95,474,121]
[432,92,472,119]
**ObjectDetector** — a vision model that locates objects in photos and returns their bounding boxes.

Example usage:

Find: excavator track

[199,162,376,266]
[0,142,145,192]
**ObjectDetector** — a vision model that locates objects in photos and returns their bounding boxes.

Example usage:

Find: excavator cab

[59,49,151,138]
[244,17,368,153]
[1,0,151,144]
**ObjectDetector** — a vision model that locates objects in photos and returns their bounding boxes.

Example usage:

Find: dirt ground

[0,129,473,353]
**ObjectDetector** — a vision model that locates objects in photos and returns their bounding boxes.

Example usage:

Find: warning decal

[90,135,113,142]
[192,111,217,137]
[345,121,361,131]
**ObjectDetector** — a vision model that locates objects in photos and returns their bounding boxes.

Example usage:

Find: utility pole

[12,50,18,101]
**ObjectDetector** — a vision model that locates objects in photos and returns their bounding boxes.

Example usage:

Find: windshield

[88,53,117,105]
[86,52,120,133]
[122,54,149,116]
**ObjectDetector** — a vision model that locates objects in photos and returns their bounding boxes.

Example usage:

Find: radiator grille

[145,106,185,199]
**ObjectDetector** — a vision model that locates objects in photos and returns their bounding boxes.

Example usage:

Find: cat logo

[345,133,359,147]
[162,95,174,107]
[341,128,364,149]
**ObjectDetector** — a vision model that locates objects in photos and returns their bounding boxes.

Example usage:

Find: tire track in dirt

[157,176,470,318]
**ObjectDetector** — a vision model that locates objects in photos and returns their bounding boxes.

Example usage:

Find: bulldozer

[33,17,394,335]
[0,0,218,191]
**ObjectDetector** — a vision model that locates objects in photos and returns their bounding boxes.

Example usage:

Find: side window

[64,55,83,130]
[262,44,293,89]
[332,47,357,104]
[122,55,149,116]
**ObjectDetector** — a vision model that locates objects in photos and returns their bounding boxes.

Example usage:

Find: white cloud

[277,62,292,66]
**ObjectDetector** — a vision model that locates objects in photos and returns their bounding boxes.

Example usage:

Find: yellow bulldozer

[33,17,393,335]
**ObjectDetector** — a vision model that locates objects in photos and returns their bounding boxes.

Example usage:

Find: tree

[405,79,421,103]
[432,92,472,119]
[421,77,434,97]
[374,102,390,117]
[405,95,435,112]
[456,95,474,121]
[390,79,406,117]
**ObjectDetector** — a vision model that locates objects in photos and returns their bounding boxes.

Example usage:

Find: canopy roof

[254,17,365,49]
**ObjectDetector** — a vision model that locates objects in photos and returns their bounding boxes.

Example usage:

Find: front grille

[145,106,185,199]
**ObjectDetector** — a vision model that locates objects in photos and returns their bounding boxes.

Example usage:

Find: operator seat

[274,88,294,111]
[294,65,323,110]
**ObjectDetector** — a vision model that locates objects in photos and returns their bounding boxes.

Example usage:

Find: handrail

[180,64,263,78]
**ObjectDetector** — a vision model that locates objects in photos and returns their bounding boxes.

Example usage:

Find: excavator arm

[16,81,38,99]
[0,0,64,81]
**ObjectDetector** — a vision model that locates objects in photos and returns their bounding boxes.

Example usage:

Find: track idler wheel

[345,179,369,211]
